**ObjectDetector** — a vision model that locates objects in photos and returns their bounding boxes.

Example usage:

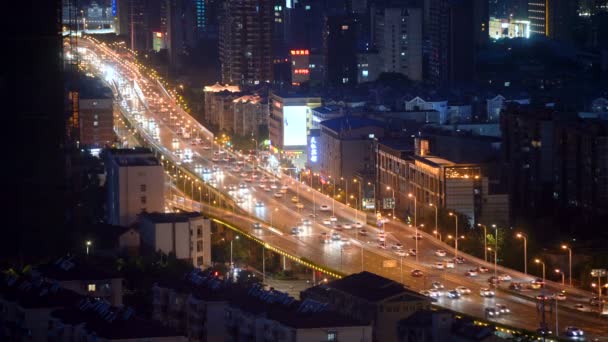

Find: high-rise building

[219,0,273,86]
[373,6,423,81]
[528,0,578,41]
[166,0,197,66]
[426,0,487,86]
[116,0,151,51]
[323,14,358,85]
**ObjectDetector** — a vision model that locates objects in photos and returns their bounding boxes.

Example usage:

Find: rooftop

[36,256,120,282]
[320,116,385,132]
[140,211,206,223]
[204,82,240,93]
[0,273,82,309]
[313,271,428,303]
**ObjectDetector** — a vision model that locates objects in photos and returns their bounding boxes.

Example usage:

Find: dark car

[509,282,522,291]
[411,269,424,277]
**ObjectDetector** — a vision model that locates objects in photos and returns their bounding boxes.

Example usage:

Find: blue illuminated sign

[309,136,318,163]
[112,0,117,16]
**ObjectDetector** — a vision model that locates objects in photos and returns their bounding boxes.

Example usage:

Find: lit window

[305,5,311,10]
[87,284,96,292]
[362,70,369,77]
[93,121,98,127]
[341,25,349,30]
[327,331,337,341]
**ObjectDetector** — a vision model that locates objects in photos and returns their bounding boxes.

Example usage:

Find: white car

[322,219,332,225]
[273,192,283,198]
[435,249,447,257]
[479,288,495,297]
[565,326,584,338]
[301,219,312,226]
[353,222,363,229]
[496,304,510,314]
[342,223,352,229]
[295,203,304,209]
[395,250,407,257]
[427,289,442,298]
[255,201,264,208]
[329,216,338,222]
[455,286,471,295]
[433,262,445,270]
[498,274,512,282]
[319,205,330,211]
[392,243,404,250]
[202,145,211,150]
[554,293,567,301]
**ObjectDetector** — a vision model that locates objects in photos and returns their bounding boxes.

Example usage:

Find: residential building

[324,14,358,86]
[398,309,504,341]
[219,0,273,85]
[139,212,212,268]
[166,0,198,67]
[77,76,114,147]
[233,95,269,137]
[226,284,373,342]
[318,117,385,181]
[311,105,345,130]
[373,6,423,81]
[301,271,432,342]
[152,269,229,341]
[290,49,311,86]
[36,256,124,306]
[486,94,530,122]
[268,91,322,157]
[203,83,241,130]
[404,96,448,124]
[357,51,382,83]
[104,148,164,226]
[528,0,578,41]
[377,140,416,216]
[0,273,81,341]
[49,298,186,341]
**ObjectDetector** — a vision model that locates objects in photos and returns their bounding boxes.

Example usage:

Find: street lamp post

[350,195,359,222]
[387,186,395,219]
[230,235,240,271]
[488,247,497,279]
[433,230,442,241]
[516,233,528,275]
[430,203,438,238]
[407,193,417,227]
[555,269,565,286]
[535,259,546,284]
[86,240,92,256]
[561,245,572,287]
[493,224,498,279]
[448,212,458,259]
[478,223,488,262]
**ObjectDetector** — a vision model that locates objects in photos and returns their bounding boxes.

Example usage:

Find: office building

[528,0,578,41]
[318,117,385,180]
[268,91,322,156]
[426,0,488,86]
[139,212,212,268]
[301,271,432,342]
[323,14,358,85]
[219,0,273,85]
[77,76,115,148]
[115,0,150,51]
[357,51,382,83]
[373,6,423,81]
[488,17,531,39]
[104,148,164,226]
[203,83,241,128]
[290,49,311,86]
[233,95,269,137]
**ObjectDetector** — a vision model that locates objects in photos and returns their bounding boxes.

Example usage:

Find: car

[485,307,500,318]
[291,227,303,235]
[431,281,444,289]
[477,266,489,273]
[530,279,544,289]
[453,256,466,264]
[407,249,417,256]
[443,260,455,269]
[377,242,387,249]
[590,296,605,306]
[302,219,312,226]
[435,249,447,257]
[319,205,330,211]
[420,290,432,297]
[291,196,299,203]
[333,225,343,231]
[295,203,305,209]
[508,283,522,291]
[273,192,283,198]
[498,274,512,282]
[239,183,247,189]
[574,304,587,311]
[255,201,264,208]
[495,304,510,314]
[427,289,441,298]
[536,327,552,336]
[536,294,550,301]
[358,229,368,236]
[447,290,461,299]
[342,223,352,230]
[554,292,567,301]
[322,219,332,225]
[433,262,445,270]
[465,269,478,277]
[411,233,423,240]
[252,222,262,230]
[202,145,211,150]
[392,243,404,250]
[455,286,471,295]
[279,187,288,194]
[564,326,584,337]
[263,186,272,192]
[377,233,386,242]
[270,183,278,189]
[411,269,424,277]
[395,250,407,257]
[488,276,500,286]
[331,233,341,241]
[329,216,338,222]
[353,222,363,229]
[479,288,495,297]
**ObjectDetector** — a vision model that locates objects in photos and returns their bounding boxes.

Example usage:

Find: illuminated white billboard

[283,106,308,147]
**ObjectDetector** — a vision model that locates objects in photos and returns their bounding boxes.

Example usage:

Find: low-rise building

[318,117,385,180]
[203,83,241,132]
[404,96,448,124]
[486,94,529,122]
[301,271,432,342]
[139,212,212,268]
[233,95,268,137]
[36,256,123,306]
[78,76,115,148]
[104,148,164,226]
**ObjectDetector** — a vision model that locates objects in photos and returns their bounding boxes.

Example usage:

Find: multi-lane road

[78,37,608,340]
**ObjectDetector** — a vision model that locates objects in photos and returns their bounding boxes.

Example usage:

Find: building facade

[79,87,114,147]
[268,92,322,153]
[203,83,241,132]
[139,212,212,268]
[233,95,269,137]
[104,148,164,226]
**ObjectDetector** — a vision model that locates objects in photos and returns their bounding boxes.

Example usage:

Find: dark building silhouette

[324,14,358,86]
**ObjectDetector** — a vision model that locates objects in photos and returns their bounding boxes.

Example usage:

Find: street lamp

[387,186,395,219]
[85,240,92,256]
[407,193,416,227]
[555,269,565,286]
[433,230,442,241]
[516,233,528,275]
[230,235,240,271]
[350,194,359,222]
[487,247,497,279]
[561,245,572,287]
[478,223,488,262]
[429,203,438,237]
[535,259,546,284]
[448,212,458,259]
